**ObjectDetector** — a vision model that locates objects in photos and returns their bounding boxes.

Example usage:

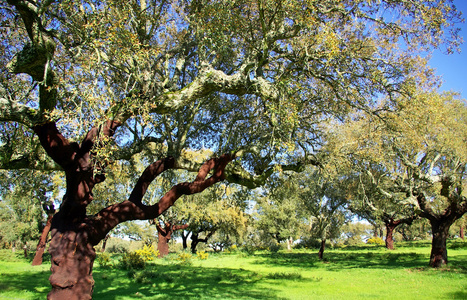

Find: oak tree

[1,0,462,297]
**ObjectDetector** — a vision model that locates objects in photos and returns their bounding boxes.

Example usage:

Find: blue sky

[429,0,467,99]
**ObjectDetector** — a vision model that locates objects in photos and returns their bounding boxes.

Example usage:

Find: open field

[0,241,466,299]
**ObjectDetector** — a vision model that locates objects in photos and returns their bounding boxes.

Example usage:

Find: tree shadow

[253,250,467,273]
[93,263,290,299]
[0,269,50,298]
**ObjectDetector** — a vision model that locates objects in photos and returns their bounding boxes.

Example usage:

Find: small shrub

[367,237,385,246]
[135,245,159,261]
[176,252,192,264]
[120,251,146,270]
[196,250,209,260]
[227,244,238,253]
[96,252,112,268]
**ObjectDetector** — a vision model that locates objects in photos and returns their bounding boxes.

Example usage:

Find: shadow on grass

[0,269,50,298]
[254,250,467,273]
[0,263,291,300]
[93,263,293,299]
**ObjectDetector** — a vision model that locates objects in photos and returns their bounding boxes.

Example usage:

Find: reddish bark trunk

[383,216,417,250]
[47,215,96,300]
[318,239,326,260]
[32,213,54,266]
[460,226,464,240]
[156,221,189,257]
[385,224,395,250]
[429,219,451,267]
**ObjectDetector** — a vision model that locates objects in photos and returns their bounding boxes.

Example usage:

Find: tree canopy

[1,0,462,174]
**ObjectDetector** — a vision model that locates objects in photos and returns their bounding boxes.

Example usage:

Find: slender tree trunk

[191,233,200,254]
[460,225,464,240]
[385,224,396,250]
[182,231,189,250]
[32,214,54,266]
[318,239,326,260]
[401,228,410,241]
[100,235,110,252]
[286,236,293,251]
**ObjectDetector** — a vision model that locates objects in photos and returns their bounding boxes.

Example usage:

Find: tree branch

[90,154,235,243]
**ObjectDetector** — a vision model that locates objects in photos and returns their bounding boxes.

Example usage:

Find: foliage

[176,252,193,264]
[367,237,385,246]
[135,245,159,261]
[119,251,146,270]
[175,183,249,251]
[0,170,56,248]
[339,222,372,246]
[196,250,209,260]
[105,237,131,254]
[253,178,305,246]
[96,252,112,269]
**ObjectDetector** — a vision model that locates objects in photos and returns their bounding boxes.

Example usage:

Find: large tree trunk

[158,231,170,257]
[318,238,326,260]
[32,213,54,266]
[429,219,452,267]
[47,214,96,300]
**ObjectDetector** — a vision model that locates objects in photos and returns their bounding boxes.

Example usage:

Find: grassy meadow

[0,240,466,299]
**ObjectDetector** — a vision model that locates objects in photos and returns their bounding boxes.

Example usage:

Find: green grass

[0,241,466,299]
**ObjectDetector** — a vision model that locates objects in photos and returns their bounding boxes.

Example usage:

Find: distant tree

[339,222,372,246]
[298,171,350,259]
[31,200,55,265]
[346,165,419,250]
[0,170,54,254]
[177,185,248,253]
[331,92,467,266]
[153,218,189,257]
[255,175,305,250]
